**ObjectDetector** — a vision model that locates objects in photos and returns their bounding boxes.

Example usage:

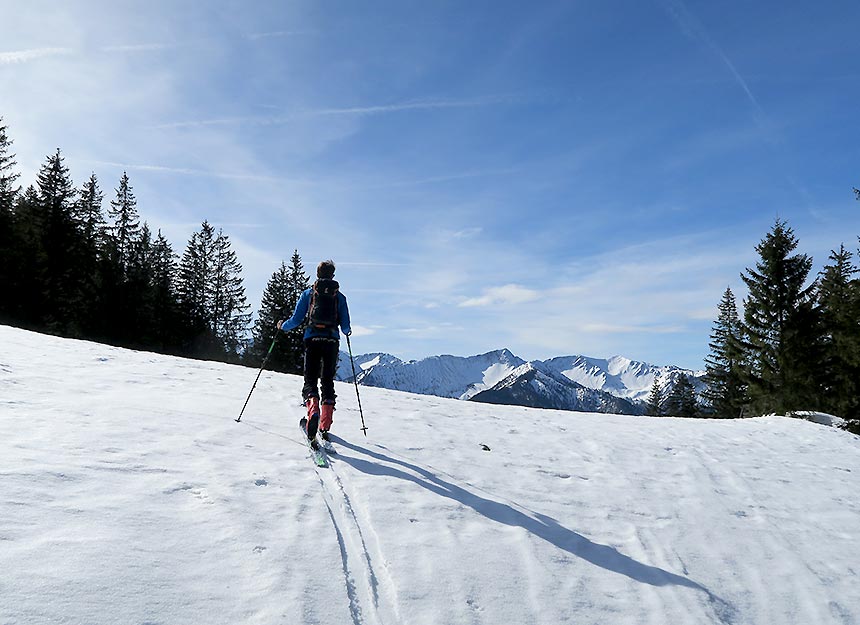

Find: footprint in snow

[255,478,268,486]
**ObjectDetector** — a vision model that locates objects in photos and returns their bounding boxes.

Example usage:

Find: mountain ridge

[337,347,704,415]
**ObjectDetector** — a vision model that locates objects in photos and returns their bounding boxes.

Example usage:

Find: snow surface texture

[2,324,860,625]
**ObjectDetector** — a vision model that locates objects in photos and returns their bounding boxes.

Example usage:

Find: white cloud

[0,48,73,64]
[460,284,540,308]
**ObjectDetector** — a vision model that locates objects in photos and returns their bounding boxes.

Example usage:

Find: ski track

[310,447,400,625]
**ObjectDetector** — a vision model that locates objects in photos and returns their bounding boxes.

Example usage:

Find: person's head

[317,259,336,280]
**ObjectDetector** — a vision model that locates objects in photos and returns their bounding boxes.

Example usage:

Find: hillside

[2,325,859,625]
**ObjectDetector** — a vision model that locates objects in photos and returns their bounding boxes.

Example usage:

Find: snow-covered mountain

[337,348,526,400]
[338,348,704,414]
[470,363,642,415]
[3,324,859,625]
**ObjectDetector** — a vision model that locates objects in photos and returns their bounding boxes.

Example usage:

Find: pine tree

[76,173,106,248]
[248,251,309,373]
[108,172,140,273]
[646,374,664,416]
[817,245,860,420]
[72,173,107,336]
[249,262,294,371]
[36,149,86,334]
[740,219,819,415]
[149,230,181,352]
[284,250,310,372]
[703,287,748,418]
[177,221,217,355]
[666,374,699,417]
[0,118,21,321]
[211,228,251,360]
[177,221,250,360]
[0,117,20,211]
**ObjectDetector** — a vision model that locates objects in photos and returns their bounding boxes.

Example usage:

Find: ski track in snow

[2,325,860,625]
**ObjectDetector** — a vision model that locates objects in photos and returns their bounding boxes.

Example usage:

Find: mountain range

[336,349,705,415]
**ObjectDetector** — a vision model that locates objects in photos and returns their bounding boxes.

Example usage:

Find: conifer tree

[148,230,181,351]
[703,287,748,418]
[0,117,20,212]
[816,245,860,420]
[249,262,295,371]
[73,173,107,335]
[248,251,309,373]
[177,221,217,355]
[76,173,106,248]
[666,374,699,417]
[646,374,664,416]
[177,221,250,360]
[284,250,310,371]
[0,118,21,320]
[36,149,85,333]
[740,219,819,414]
[108,172,140,273]
[211,228,251,359]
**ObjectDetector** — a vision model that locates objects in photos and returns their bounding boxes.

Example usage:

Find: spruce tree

[108,172,140,273]
[816,245,860,420]
[285,250,310,372]
[177,222,250,360]
[740,220,818,415]
[646,374,664,416]
[149,230,181,352]
[703,287,748,418]
[73,173,107,336]
[211,228,251,360]
[248,251,309,373]
[249,262,295,371]
[666,374,699,417]
[177,221,217,355]
[0,118,21,321]
[36,149,85,334]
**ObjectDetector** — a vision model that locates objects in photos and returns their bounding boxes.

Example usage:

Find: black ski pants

[302,338,339,403]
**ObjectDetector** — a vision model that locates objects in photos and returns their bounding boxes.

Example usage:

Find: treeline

[0,117,308,373]
[701,218,860,432]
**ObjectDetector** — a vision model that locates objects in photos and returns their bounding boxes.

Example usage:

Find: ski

[319,436,336,455]
[299,419,327,467]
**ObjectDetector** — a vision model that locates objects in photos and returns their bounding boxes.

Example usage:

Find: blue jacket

[279,287,351,341]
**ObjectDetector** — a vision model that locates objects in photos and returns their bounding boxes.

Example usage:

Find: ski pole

[346,334,368,436]
[236,333,279,423]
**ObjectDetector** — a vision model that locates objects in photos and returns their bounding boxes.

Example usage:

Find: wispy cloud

[0,48,73,64]
[659,0,763,114]
[245,31,310,40]
[100,43,185,53]
[84,160,313,185]
[151,95,518,129]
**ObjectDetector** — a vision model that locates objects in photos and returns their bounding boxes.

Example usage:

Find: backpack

[306,279,340,329]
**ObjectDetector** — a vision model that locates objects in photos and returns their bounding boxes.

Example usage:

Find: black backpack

[306,279,340,329]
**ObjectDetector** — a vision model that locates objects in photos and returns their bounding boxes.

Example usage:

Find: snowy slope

[2,325,860,625]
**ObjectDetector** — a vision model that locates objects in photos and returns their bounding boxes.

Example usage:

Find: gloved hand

[343,328,352,337]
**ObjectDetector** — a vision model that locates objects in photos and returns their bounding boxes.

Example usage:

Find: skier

[277,260,351,450]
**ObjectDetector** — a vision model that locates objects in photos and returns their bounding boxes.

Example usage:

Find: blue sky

[2,0,859,369]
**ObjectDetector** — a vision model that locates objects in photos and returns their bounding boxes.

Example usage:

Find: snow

[2,324,860,625]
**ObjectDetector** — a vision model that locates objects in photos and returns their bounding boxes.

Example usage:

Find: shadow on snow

[331,436,736,623]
